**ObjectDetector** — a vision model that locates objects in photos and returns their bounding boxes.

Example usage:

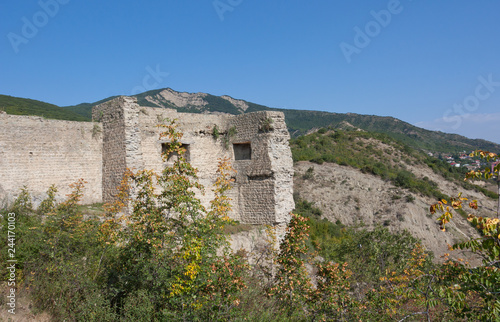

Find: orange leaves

[271,213,314,306]
[103,168,134,216]
[473,150,498,161]
[431,200,453,231]
[466,150,499,180]
[371,244,434,319]
[208,157,236,222]
[431,193,482,232]
[466,215,500,238]
[59,178,87,210]
[270,213,361,319]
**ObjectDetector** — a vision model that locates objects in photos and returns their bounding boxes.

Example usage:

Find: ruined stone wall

[0,113,102,206]
[0,95,294,227]
[92,96,144,203]
[95,97,294,226]
[230,111,294,225]
[266,112,295,224]
[137,106,234,215]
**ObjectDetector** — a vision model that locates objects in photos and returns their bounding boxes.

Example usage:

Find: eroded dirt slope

[293,161,496,262]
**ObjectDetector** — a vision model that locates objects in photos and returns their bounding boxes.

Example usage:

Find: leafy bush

[322,227,433,290]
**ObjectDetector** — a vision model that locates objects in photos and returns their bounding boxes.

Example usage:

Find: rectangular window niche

[233,142,251,160]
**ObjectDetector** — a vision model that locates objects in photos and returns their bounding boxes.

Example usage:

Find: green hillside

[3,89,499,154]
[290,127,498,201]
[0,94,89,121]
[279,110,500,153]
[62,96,119,120]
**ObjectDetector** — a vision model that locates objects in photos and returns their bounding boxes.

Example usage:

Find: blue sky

[2,1,499,143]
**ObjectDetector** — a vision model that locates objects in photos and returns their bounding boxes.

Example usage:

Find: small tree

[105,119,248,320]
[269,213,361,320]
[430,150,500,320]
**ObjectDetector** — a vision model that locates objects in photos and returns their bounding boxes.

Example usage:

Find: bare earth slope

[293,161,495,262]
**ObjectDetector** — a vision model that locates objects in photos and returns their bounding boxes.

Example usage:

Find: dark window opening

[161,143,190,162]
[233,143,251,160]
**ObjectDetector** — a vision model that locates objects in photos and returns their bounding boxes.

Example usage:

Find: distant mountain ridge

[1,89,499,154]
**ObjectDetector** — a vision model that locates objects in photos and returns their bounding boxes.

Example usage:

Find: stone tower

[93,96,294,226]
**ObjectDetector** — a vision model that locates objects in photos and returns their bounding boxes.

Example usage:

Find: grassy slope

[279,110,500,153]
[290,128,498,201]
[0,94,90,121]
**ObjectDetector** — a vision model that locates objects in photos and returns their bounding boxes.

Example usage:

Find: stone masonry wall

[93,97,127,203]
[0,96,294,227]
[93,96,145,203]
[95,97,294,226]
[0,113,102,206]
[137,105,234,216]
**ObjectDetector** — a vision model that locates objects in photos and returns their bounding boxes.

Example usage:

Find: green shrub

[37,184,58,215]
[212,124,220,140]
[9,186,33,214]
[302,166,314,180]
[322,227,433,288]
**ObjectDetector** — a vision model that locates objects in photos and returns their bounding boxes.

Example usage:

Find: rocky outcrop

[221,95,249,113]
[145,88,208,109]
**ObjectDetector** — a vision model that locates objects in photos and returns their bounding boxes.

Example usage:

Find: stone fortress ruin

[0,96,294,226]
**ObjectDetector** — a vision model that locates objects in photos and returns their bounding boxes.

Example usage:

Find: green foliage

[269,213,362,320]
[63,96,120,119]
[323,227,432,289]
[293,196,346,253]
[438,258,500,321]
[291,129,450,200]
[0,203,43,281]
[1,180,114,320]
[425,156,498,200]
[212,124,220,140]
[302,166,314,180]
[0,94,90,121]
[228,125,238,137]
[429,150,500,320]
[280,109,500,153]
[37,184,58,215]
[204,94,244,114]
[92,122,102,138]
[269,214,314,317]
[405,194,415,203]
[259,117,274,132]
[9,186,33,214]
[223,126,237,149]
[101,120,248,320]
[293,196,433,298]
